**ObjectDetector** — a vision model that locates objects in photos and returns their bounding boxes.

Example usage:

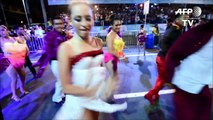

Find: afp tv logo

[175,6,202,26]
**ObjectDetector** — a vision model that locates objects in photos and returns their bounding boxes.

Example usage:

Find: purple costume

[44,29,68,61]
[35,29,68,77]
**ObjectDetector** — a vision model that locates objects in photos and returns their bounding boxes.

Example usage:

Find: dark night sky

[0,0,69,26]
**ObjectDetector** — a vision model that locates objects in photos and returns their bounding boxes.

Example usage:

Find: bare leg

[16,66,28,94]
[6,65,21,101]
[83,109,99,120]
[103,61,119,99]
[106,60,118,82]
[137,42,141,60]
[143,42,146,56]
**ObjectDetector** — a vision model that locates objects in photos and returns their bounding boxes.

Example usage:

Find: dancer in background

[54,1,127,119]
[152,24,160,48]
[0,25,28,101]
[32,17,72,79]
[165,20,213,120]
[144,15,187,104]
[42,16,71,104]
[136,24,147,58]
[103,15,126,100]
[0,46,10,74]
[14,25,37,78]
[105,15,128,89]
[166,18,173,30]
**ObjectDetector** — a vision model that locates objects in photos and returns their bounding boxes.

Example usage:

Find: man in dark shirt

[166,18,173,30]
[144,15,186,104]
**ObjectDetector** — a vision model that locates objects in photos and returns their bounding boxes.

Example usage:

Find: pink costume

[1,38,27,69]
[104,37,125,70]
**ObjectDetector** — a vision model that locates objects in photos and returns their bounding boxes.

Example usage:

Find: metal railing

[27,36,44,52]
[26,31,158,52]
[95,31,139,47]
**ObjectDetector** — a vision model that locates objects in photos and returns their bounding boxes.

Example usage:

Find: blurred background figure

[198,17,207,25]
[42,16,69,104]
[14,25,37,79]
[32,16,71,79]
[0,44,10,75]
[166,18,173,30]
[136,24,147,58]
[104,15,124,81]
[104,15,126,100]
[152,24,160,48]
[144,15,186,105]
[34,25,45,39]
[47,18,53,32]
[0,25,28,102]
[165,20,213,120]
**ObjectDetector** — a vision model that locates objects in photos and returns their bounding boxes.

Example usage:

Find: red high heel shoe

[144,89,159,105]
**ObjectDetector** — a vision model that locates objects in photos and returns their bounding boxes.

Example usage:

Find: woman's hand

[100,76,119,100]
[84,80,103,98]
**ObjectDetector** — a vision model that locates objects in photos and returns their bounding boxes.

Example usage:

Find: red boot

[144,89,159,105]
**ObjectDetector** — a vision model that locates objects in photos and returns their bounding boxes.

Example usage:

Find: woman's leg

[16,66,27,94]
[104,60,119,99]
[137,43,141,60]
[106,60,118,82]
[83,109,99,120]
[6,65,21,101]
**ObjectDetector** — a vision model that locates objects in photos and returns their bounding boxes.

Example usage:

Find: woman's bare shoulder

[107,32,117,40]
[58,40,73,55]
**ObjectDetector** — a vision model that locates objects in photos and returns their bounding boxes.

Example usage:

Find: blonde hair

[68,0,92,13]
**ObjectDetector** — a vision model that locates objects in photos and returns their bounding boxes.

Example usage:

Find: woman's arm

[92,37,103,49]
[58,42,100,97]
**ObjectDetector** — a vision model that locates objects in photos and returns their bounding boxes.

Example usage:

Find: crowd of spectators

[91,4,213,26]
[2,4,213,39]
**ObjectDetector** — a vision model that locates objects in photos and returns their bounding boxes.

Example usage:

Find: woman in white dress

[54,1,127,120]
